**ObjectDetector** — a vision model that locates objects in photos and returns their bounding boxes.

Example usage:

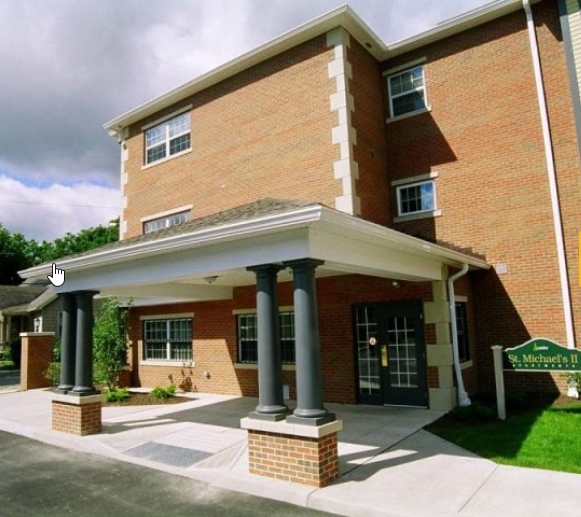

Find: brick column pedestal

[241,418,342,487]
[52,393,103,435]
[20,332,54,391]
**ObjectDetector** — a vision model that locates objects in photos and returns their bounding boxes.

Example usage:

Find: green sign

[503,338,581,371]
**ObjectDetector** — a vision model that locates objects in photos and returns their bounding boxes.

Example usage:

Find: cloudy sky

[0,0,491,241]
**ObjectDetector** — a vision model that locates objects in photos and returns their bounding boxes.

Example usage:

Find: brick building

[20,0,581,479]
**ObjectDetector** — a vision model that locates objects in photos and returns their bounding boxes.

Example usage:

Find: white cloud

[0,176,119,241]
[0,0,491,240]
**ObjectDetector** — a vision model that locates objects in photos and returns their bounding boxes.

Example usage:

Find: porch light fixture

[392,280,401,289]
[204,276,219,284]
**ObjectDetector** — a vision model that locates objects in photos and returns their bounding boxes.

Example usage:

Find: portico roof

[19,199,489,305]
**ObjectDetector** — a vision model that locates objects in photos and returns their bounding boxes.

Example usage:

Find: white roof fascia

[19,205,324,278]
[20,204,489,282]
[104,1,545,133]
[104,5,386,132]
[384,0,542,59]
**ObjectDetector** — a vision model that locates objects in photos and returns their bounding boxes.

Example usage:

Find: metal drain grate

[124,442,212,468]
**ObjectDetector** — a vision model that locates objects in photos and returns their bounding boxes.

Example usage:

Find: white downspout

[448,263,470,406]
[523,0,575,349]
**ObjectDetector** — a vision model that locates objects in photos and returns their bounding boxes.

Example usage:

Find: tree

[0,218,119,285]
[92,297,130,391]
[0,224,31,284]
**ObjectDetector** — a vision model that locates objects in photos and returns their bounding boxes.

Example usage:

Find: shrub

[43,340,61,386]
[151,384,176,400]
[93,297,131,391]
[44,362,61,386]
[448,401,496,422]
[506,391,528,410]
[105,388,130,402]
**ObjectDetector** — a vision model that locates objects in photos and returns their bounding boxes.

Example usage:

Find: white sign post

[491,346,506,420]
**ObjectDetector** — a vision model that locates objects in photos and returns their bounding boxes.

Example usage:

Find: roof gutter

[523,0,576,349]
[384,0,541,58]
[104,5,385,131]
[19,205,325,278]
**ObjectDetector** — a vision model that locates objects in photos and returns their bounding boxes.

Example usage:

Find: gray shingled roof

[0,285,47,310]
[42,198,317,264]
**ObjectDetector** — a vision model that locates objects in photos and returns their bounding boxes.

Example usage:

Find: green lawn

[427,398,581,474]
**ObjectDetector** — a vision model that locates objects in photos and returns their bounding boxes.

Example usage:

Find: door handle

[381,345,388,367]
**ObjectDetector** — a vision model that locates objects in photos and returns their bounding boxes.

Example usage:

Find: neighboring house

[0,279,50,344]
[20,0,581,413]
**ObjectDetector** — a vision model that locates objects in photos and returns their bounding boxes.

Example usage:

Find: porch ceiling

[19,200,489,304]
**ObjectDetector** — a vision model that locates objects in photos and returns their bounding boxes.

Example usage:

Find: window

[143,210,190,234]
[455,302,470,363]
[388,66,427,117]
[237,311,295,364]
[396,180,436,216]
[145,112,191,165]
[143,318,193,361]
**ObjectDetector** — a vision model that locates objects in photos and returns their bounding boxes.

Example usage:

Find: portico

[19,198,489,483]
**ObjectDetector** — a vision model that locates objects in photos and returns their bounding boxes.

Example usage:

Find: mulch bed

[104,392,195,407]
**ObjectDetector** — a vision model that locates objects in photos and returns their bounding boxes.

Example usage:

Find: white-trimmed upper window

[396,180,436,216]
[143,210,190,234]
[145,112,191,165]
[388,66,427,117]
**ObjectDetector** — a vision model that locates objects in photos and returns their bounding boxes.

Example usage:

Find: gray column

[72,291,98,395]
[285,259,334,426]
[57,293,76,392]
[247,265,288,421]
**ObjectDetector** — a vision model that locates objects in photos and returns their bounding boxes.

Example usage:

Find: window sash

[143,318,192,361]
[145,113,191,165]
[396,180,436,216]
[143,211,190,234]
[388,66,426,117]
[237,312,295,364]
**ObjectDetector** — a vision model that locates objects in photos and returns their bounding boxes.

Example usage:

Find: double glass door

[355,301,427,407]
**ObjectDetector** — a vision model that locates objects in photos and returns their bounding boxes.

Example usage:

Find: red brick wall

[20,333,53,391]
[348,38,390,225]
[248,429,339,487]
[52,400,102,436]
[123,35,340,239]
[382,2,581,393]
[128,275,434,404]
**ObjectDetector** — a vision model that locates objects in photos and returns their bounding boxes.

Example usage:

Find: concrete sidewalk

[1,389,580,517]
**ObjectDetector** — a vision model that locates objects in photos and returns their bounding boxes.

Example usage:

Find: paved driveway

[0,370,19,393]
[0,430,335,517]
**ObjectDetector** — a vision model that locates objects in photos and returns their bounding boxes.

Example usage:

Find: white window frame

[142,210,191,234]
[387,65,428,119]
[144,111,191,166]
[396,179,437,217]
[140,314,194,364]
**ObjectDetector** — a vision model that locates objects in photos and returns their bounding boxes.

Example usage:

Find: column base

[247,409,288,422]
[286,413,336,426]
[241,417,342,488]
[52,392,103,436]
